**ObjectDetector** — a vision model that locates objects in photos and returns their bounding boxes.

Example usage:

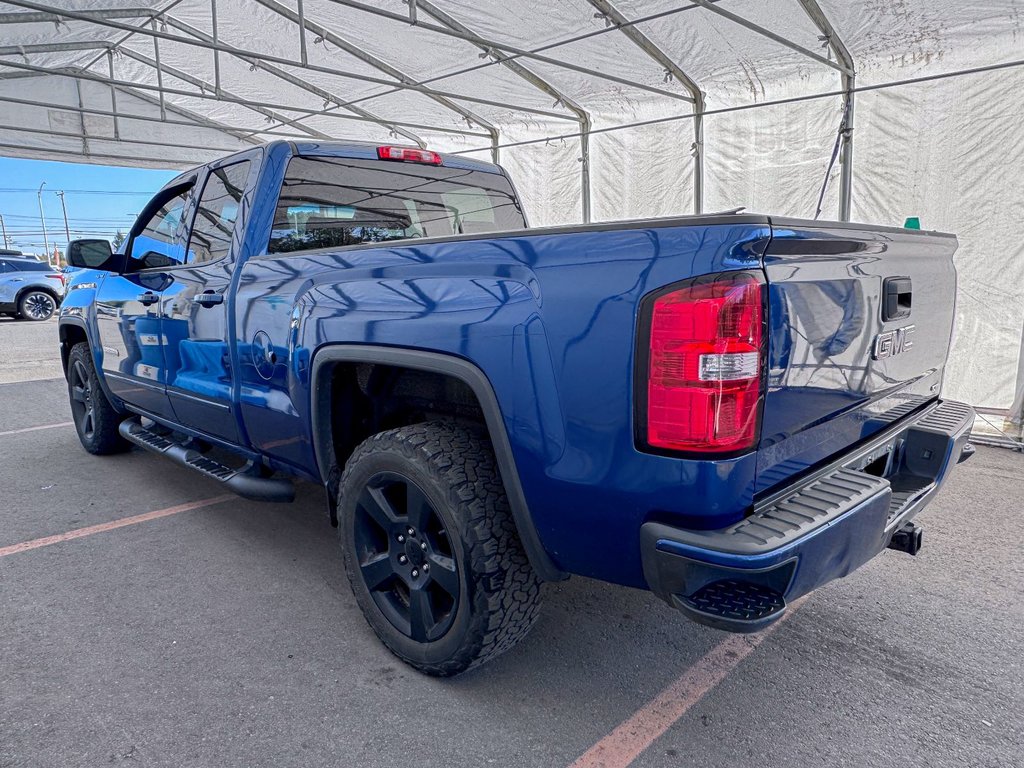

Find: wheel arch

[58,319,118,409]
[58,318,89,377]
[311,344,566,582]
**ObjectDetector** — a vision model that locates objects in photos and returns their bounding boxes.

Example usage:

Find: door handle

[193,291,224,307]
[137,292,159,306]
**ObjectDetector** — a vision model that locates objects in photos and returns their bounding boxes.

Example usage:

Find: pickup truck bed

[59,140,974,675]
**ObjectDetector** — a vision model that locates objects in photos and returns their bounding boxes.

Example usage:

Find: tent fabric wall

[1,0,1022,424]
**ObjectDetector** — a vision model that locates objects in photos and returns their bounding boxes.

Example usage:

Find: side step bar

[119,419,295,503]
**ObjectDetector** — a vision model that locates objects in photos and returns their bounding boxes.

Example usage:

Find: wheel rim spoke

[26,295,53,319]
[354,470,461,644]
[408,587,436,642]
[405,483,433,531]
[71,385,86,403]
[81,407,94,437]
[427,554,459,598]
[360,553,395,592]
[358,486,400,532]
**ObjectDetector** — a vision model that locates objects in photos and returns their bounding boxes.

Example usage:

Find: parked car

[0,256,65,321]
[59,140,974,675]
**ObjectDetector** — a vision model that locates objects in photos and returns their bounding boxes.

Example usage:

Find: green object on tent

[904,216,921,229]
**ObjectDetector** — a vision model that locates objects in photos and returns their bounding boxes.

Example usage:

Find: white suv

[0,257,66,321]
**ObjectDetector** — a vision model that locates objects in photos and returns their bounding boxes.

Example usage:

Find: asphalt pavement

[0,320,1021,767]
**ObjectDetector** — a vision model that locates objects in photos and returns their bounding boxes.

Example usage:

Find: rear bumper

[641,399,975,632]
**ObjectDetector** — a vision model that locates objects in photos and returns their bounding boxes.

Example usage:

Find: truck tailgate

[756,219,958,493]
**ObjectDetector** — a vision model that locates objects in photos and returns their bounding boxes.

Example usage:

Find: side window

[186,161,250,265]
[129,189,190,269]
[21,261,55,272]
[0,261,9,273]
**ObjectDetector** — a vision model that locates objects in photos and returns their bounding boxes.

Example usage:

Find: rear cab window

[268,156,526,254]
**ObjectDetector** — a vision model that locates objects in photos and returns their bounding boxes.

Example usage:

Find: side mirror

[67,239,117,271]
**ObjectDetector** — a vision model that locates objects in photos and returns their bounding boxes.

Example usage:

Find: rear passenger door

[161,154,257,445]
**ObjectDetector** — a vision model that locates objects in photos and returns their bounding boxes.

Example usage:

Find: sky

[0,157,178,257]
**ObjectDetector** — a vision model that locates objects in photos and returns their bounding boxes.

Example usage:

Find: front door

[94,182,193,419]
[162,157,255,444]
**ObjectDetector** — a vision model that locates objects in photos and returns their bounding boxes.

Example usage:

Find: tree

[112,230,126,249]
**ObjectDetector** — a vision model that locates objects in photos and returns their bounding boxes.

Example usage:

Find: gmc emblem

[872,325,916,360]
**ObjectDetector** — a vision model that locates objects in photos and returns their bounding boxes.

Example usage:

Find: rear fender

[310,344,566,582]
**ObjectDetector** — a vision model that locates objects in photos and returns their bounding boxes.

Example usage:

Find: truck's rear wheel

[338,422,541,676]
[67,342,129,455]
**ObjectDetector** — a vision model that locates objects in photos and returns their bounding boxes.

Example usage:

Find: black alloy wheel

[68,357,97,443]
[338,422,542,676]
[66,342,129,455]
[353,471,460,642]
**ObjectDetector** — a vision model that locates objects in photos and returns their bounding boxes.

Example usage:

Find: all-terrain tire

[67,342,130,455]
[338,421,542,676]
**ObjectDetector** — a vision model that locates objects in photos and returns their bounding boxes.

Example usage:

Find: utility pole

[37,182,51,264]
[56,191,71,265]
[0,213,8,249]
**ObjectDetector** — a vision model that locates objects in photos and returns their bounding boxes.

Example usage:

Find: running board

[119,419,295,503]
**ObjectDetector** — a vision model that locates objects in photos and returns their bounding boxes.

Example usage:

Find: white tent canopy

[1,0,1023,434]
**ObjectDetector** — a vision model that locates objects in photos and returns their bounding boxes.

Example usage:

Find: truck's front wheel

[338,422,541,676]
[67,342,129,455]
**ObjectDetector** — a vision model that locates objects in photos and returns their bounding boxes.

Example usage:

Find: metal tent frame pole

[692,0,849,74]
[314,0,711,119]
[414,0,593,220]
[116,47,334,142]
[159,15,428,148]
[248,0,497,158]
[586,0,704,214]
[797,0,856,221]
[689,0,856,220]
[325,0,695,105]
[0,93,348,137]
[0,7,153,23]
[0,0,576,123]
[0,58,490,139]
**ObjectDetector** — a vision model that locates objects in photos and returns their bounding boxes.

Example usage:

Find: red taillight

[641,271,765,454]
[48,273,64,285]
[376,146,442,165]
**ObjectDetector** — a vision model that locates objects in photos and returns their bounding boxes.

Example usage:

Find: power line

[0,188,157,195]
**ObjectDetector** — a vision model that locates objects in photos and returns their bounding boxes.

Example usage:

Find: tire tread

[68,342,129,455]
[339,421,541,676]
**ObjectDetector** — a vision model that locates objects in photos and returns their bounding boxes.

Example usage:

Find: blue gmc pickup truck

[60,140,974,675]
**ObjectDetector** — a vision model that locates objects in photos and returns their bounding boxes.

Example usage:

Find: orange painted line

[0,494,235,559]
[570,595,809,768]
[0,421,74,437]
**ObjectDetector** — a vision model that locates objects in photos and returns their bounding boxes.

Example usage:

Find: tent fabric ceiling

[1,0,1023,427]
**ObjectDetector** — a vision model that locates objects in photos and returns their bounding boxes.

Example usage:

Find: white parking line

[0,421,74,437]
[0,495,234,559]
[569,595,809,768]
